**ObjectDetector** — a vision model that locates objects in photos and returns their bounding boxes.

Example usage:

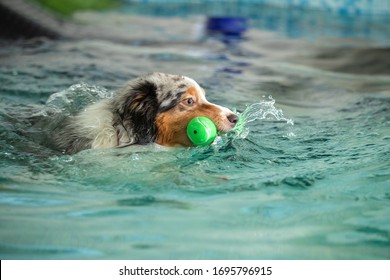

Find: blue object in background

[206,17,248,37]
[206,16,248,43]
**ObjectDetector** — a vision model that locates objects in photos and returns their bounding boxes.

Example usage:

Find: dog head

[114,72,238,147]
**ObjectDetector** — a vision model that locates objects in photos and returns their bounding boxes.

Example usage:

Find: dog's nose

[227,114,238,125]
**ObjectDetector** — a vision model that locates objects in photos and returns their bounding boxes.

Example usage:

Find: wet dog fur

[53,72,238,154]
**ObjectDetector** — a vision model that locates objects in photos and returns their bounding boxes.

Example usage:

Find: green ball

[187,116,217,146]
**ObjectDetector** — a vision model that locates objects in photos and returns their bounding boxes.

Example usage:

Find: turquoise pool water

[1,6,390,259]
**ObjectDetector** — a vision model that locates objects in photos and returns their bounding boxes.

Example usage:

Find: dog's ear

[114,80,159,145]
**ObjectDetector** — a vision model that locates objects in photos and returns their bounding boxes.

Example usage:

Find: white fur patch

[74,100,118,148]
[160,96,177,109]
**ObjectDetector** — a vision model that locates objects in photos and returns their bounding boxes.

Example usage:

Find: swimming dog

[54,72,238,154]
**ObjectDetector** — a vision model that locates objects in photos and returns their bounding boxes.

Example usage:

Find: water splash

[209,96,294,150]
[232,96,293,138]
[37,82,113,118]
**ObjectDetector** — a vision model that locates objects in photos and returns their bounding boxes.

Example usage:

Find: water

[1,8,390,259]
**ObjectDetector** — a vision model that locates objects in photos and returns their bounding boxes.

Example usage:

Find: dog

[53,72,238,154]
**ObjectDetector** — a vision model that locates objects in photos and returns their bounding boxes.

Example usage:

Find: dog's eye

[183,98,195,106]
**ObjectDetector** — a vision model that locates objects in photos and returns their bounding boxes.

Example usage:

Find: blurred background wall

[126,0,390,15]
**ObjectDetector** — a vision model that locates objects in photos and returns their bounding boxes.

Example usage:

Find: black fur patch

[115,80,159,144]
